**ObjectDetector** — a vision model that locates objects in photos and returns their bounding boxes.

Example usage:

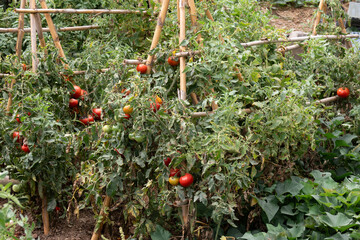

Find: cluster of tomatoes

[68,84,102,125]
[12,112,31,153]
[135,56,180,74]
[164,157,194,187]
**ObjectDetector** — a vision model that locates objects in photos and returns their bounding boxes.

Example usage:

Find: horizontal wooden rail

[123,51,201,65]
[241,34,359,47]
[0,73,10,77]
[306,95,339,105]
[14,9,147,14]
[191,108,252,118]
[0,25,100,33]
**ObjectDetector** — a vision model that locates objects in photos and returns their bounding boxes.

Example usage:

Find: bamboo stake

[191,108,252,118]
[14,8,147,14]
[42,195,50,236]
[240,34,359,47]
[35,13,48,57]
[0,25,100,33]
[145,0,170,74]
[187,0,202,44]
[6,0,26,115]
[190,93,199,105]
[306,95,339,105]
[312,0,326,35]
[39,0,67,64]
[91,195,111,240]
[15,0,26,59]
[29,0,38,72]
[0,73,10,77]
[179,0,187,100]
[338,18,352,48]
[123,59,147,65]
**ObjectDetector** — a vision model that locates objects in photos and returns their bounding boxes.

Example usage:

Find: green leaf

[275,176,304,196]
[324,232,351,240]
[256,195,279,222]
[319,212,353,230]
[150,225,171,240]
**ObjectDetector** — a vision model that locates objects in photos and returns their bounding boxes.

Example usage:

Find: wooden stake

[29,0,38,72]
[179,0,187,100]
[187,0,202,44]
[91,195,111,240]
[338,18,352,48]
[15,0,26,59]
[14,8,147,14]
[35,13,48,57]
[312,0,326,35]
[39,0,67,64]
[145,0,170,73]
[0,25,100,33]
[190,93,199,105]
[42,195,50,236]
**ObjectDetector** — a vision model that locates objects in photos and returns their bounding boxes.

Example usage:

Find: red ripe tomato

[16,114,21,123]
[69,98,79,108]
[27,112,31,116]
[150,102,161,113]
[88,115,94,123]
[21,144,30,153]
[22,63,28,71]
[92,108,102,120]
[80,118,89,125]
[179,173,194,187]
[170,168,180,177]
[164,157,171,166]
[136,64,147,74]
[124,113,131,120]
[121,88,131,97]
[12,131,21,143]
[71,85,82,99]
[167,57,180,66]
[337,87,350,98]
[55,206,61,212]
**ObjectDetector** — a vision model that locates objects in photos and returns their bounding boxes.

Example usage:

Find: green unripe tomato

[112,125,120,132]
[12,184,21,193]
[102,125,112,133]
[128,133,136,140]
[134,134,146,143]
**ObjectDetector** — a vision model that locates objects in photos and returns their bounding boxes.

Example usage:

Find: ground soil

[268,6,316,32]
[33,209,95,240]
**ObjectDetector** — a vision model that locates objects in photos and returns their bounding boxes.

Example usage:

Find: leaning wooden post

[145,0,170,74]
[187,0,202,44]
[178,0,187,100]
[338,18,352,49]
[91,195,111,240]
[312,0,326,35]
[15,0,26,59]
[39,0,67,65]
[29,0,38,72]
[34,12,48,57]
[7,0,26,116]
